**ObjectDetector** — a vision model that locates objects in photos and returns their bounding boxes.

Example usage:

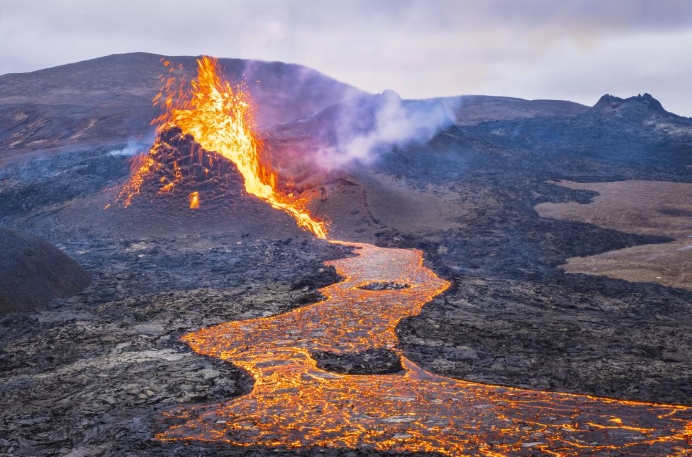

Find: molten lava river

[157,242,692,456]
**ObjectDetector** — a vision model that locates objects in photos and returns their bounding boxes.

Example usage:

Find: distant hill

[0,52,366,163]
[269,91,590,156]
[588,93,690,124]
[438,95,589,126]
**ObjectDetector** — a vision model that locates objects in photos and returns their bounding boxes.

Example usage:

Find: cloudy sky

[1,0,691,116]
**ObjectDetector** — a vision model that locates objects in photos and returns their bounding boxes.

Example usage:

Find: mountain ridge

[1,53,688,168]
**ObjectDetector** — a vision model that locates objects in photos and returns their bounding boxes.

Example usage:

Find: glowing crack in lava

[118,56,691,455]
[117,56,327,238]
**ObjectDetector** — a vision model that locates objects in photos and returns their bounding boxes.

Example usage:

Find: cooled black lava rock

[311,348,403,375]
[0,229,91,313]
[290,265,341,291]
[358,282,410,291]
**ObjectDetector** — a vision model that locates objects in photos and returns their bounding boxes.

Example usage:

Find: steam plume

[313,90,455,170]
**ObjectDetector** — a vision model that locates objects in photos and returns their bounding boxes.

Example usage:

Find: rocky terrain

[1,54,692,456]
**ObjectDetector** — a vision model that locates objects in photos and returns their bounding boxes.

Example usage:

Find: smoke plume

[312,90,455,170]
[108,138,153,157]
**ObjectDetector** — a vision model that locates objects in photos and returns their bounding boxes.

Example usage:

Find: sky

[1,0,691,116]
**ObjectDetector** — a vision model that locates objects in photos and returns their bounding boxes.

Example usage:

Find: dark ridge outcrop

[0,229,91,313]
[588,93,688,123]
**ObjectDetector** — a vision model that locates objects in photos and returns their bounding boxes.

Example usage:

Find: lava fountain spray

[117,56,327,238]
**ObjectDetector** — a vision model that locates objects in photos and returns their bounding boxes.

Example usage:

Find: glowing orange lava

[188,191,200,209]
[158,242,692,456]
[117,56,327,238]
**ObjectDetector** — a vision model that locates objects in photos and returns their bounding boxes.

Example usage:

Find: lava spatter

[158,242,692,456]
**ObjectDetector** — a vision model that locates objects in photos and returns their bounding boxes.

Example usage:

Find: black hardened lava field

[1,54,691,456]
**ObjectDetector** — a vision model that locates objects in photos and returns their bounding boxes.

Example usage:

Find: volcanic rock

[0,229,91,313]
[0,231,348,456]
[311,348,403,375]
[358,281,410,291]
[290,265,341,291]
[592,92,666,115]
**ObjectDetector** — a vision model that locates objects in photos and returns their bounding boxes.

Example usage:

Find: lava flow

[117,56,327,238]
[158,242,692,455]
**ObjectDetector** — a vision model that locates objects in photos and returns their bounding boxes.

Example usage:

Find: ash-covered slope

[0,52,365,163]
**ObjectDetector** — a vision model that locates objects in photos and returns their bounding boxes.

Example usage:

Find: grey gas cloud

[1,0,691,116]
[314,91,454,170]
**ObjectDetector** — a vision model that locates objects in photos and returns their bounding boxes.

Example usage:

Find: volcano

[1,54,692,457]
